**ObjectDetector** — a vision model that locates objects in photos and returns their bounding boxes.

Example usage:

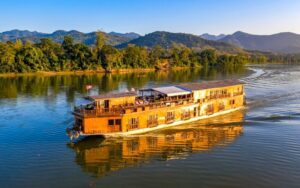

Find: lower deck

[82,106,244,137]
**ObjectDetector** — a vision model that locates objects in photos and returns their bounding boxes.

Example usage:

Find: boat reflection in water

[68,110,245,177]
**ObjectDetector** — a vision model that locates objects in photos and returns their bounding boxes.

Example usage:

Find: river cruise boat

[67,80,245,139]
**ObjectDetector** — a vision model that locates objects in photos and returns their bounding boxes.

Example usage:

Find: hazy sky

[1,0,300,35]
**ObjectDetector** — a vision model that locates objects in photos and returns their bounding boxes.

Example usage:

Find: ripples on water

[0,65,300,188]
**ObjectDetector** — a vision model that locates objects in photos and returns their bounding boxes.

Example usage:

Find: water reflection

[0,67,246,100]
[69,110,245,178]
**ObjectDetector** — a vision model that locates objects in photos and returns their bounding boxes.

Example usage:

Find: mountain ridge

[117,31,242,53]
[2,29,300,53]
[200,33,226,41]
[0,29,137,46]
[218,31,300,53]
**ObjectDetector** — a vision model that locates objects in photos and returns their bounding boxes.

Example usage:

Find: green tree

[199,49,217,67]
[101,45,123,70]
[95,31,105,51]
[15,42,45,72]
[38,38,61,71]
[73,43,93,70]
[62,36,75,70]
[123,45,149,68]
[0,42,16,72]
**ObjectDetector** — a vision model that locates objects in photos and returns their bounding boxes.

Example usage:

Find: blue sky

[1,0,300,35]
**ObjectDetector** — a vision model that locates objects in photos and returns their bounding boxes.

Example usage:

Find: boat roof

[89,91,137,100]
[178,80,243,91]
[88,80,242,100]
[151,86,191,97]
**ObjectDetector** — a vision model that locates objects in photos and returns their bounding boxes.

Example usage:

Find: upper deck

[73,80,244,118]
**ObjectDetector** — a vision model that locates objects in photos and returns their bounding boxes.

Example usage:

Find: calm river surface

[1,65,300,188]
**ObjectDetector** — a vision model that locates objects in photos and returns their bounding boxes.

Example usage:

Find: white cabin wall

[193,90,206,102]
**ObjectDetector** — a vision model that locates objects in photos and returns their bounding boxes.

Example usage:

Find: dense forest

[0,32,290,74]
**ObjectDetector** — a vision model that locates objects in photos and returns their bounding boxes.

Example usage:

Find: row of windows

[209,89,228,96]
[109,99,236,127]
[208,87,243,97]
[108,119,121,126]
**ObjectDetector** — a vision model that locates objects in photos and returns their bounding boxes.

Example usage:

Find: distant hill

[109,31,140,39]
[200,33,227,41]
[0,29,136,46]
[218,31,300,53]
[4,29,300,54]
[117,31,242,53]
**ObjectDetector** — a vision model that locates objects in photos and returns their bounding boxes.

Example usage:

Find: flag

[86,85,93,90]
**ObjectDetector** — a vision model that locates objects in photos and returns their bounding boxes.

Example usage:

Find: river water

[0,65,300,188]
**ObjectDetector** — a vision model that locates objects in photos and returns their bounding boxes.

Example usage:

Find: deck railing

[73,98,194,118]
[73,107,124,117]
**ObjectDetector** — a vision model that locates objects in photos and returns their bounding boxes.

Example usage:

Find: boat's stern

[66,117,83,140]
[67,110,85,140]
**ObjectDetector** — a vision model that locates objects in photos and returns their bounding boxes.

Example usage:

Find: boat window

[127,117,139,130]
[115,119,121,125]
[147,137,158,147]
[207,104,214,112]
[129,117,139,125]
[148,114,157,121]
[219,102,225,110]
[108,119,114,126]
[166,111,175,120]
[104,100,110,109]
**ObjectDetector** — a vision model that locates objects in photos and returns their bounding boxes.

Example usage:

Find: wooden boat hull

[80,106,244,138]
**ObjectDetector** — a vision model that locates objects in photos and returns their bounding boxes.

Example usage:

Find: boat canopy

[145,86,191,97]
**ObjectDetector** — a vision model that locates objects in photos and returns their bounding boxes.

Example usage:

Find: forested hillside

[117,31,243,54]
[0,32,259,73]
[0,29,134,46]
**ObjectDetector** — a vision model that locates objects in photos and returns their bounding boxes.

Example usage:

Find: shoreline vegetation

[0,31,297,77]
[0,68,157,77]
[0,67,197,77]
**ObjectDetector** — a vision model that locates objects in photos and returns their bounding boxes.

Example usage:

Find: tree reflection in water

[0,66,246,100]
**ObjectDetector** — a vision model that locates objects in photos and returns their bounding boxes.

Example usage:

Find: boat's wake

[241,65,300,122]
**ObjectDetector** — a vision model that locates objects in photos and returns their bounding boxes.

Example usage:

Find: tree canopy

[0,36,276,74]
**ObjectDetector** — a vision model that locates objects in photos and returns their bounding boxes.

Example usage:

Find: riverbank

[0,68,158,77]
[0,66,200,77]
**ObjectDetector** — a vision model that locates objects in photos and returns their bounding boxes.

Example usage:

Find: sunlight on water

[1,65,300,188]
